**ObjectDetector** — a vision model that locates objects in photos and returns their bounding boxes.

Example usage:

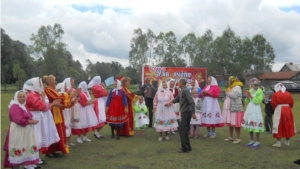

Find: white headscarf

[63,77,72,91]
[8,91,27,112]
[112,80,122,95]
[55,82,66,94]
[136,96,145,108]
[191,79,200,89]
[78,81,91,98]
[205,76,218,91]
[274,83,286,93]
[88,76,101,88]
[23,77,43,93]
[158,81,169,95]
[167,79,176,95]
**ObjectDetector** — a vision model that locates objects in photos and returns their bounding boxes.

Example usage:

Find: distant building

[279,62,300,72]
[259,71,300,86]
[243,69,271,85]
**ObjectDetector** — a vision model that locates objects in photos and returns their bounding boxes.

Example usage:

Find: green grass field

[1,92,300,169]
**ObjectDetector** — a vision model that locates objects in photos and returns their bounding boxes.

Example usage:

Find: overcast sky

[2,0,300,71]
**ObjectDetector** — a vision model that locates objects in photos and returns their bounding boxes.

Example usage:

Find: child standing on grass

[242,78,264,148]
[133,97,149,135]
[263,90,274,133]
[189,90,202,138]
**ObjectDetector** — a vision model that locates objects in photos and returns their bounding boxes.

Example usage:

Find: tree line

[1,24,276,88]
[129,27,276,82]
[1,24,141,88]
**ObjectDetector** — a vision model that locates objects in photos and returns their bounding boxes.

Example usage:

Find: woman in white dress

[153,81,178,141]
[200,76,224,138]
[242,78,264,148]
[23,77,60,164]
[87,76,108,139]
[63,77,80,146]
[75,81,99,143]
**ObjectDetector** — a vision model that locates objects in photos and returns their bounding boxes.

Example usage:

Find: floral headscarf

[227,76,243,92]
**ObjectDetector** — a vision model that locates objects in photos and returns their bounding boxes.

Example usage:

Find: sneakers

[224,137,234,141]
[158,137,163,141]
[250,142,260,148]
[210,133,216,138]
[77,137,83,143]
[165,136,170,140]
[273,143,281,148]
[246,141,255,147]
[83,137,91,142]
[171,131,176,135]
[233,139,241,144]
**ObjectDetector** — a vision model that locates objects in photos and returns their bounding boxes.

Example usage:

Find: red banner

[142,66,207,85]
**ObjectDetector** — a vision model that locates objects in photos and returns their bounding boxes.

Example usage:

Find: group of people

[3,73,298,168]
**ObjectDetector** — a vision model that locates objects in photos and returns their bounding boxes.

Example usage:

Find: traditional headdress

[8,91,27,112]
[274,83,286,93]
[88,76,101,88]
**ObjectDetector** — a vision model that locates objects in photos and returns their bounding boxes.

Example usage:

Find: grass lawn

[1,92,300,169]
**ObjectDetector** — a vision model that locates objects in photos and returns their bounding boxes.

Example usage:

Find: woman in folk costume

[75,81,99,143]
[63,77,80,146]
[133,97,149,135]
[55,82,74,147]
[87,76,108,139]
[168,79,180,133]
[153,81,179,141]
[106,79,129,140]
[242,78,264,148]
[3,91,39,169]
[188,79,202,96]
[222,76,244,144]
[120,77,140,136]
[271,83,296,148]
[200,76,224,138]
[43,75,76,157]
[23,77,60,165]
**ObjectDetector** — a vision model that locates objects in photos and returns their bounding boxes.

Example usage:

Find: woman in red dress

[120,77,140,136]
[106,80,128,139]
[42,75,78,157]
[271,83,296,148]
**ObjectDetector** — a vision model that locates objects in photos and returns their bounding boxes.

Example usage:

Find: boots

[111,126,115,138]
[116,127,120,140]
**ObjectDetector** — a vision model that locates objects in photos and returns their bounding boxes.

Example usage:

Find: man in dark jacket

[140,77,156,128]
[167,78,196,153]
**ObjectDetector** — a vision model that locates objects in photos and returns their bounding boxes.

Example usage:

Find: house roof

[279,63,300,71]
[243,69,271,76]
[259,71,300,80]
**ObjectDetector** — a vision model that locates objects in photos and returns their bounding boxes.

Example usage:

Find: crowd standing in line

[3,74,299,168]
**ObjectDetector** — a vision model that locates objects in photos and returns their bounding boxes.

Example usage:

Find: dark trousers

[180,111,192,150]
[264,113,273,132]
[145,98,154,128]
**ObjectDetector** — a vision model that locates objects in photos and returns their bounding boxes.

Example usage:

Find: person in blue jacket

[188,79,202,97]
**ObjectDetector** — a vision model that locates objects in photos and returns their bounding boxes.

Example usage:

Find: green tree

[1,29,14,88]
[128,28,148,76]
[29,23,69,81]
[12,64,26,85]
